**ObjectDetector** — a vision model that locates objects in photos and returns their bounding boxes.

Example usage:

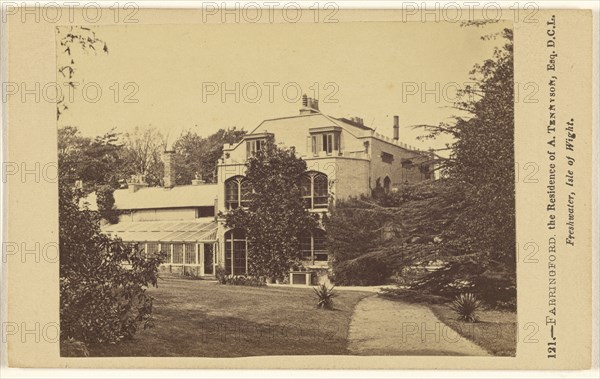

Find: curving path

[347,296,490,356]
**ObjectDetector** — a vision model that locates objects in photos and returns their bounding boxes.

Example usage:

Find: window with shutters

[310,132,340,155]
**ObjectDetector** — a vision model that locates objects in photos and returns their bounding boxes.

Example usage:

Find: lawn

[87,278,370,357]
[429,304,517,356]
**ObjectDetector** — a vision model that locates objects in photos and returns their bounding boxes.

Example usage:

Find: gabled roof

[250,113,338,134]
[228,113,374,149]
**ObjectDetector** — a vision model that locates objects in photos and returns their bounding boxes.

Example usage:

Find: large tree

[326,180,462,286]
[60,181,163,352]
[120,126,166,187]
[224,137,317,281]
[173,127,246,184]
[58,126,126,191]
[421,27,515,272]
[57,29,163,355]
[326,27,515,306]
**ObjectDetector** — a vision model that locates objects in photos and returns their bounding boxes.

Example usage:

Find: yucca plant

[450,293,481,322]
[313,284,336,310]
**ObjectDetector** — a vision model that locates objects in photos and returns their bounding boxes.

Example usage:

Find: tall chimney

[393,115,399,142]
[300,94,319,115]
[311,98,319,111]
[163,150,176,188]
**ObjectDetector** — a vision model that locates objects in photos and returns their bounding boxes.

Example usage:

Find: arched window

[383,176,391,194]
[224,229,247,275]
[299,229,328,264]
[225,176,251,209]
[300,171,328,209]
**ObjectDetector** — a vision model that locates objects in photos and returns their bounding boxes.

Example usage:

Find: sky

[57,20,511,152]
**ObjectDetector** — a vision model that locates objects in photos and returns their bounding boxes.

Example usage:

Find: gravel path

[347,296,490,356]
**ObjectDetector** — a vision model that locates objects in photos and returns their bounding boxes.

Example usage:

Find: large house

[101,97,439,284]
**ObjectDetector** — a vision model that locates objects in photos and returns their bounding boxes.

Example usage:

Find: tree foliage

[225,137,317,281]
[58,127,164,348]
[173,127,246,184]
[327,180,459,285]
[58,126,126,191]
[120,126,166,187]
[327,27,515,306]
[56,26,108,120]
[57,28,164,352]
[429,28,516,278]
[60,182,164,347]
[96,184,120,224]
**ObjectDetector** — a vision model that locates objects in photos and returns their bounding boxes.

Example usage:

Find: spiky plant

[450,293,481,322]
[313,284,336,310]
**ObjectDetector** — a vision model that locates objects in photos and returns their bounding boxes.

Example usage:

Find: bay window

[309,128,341,155]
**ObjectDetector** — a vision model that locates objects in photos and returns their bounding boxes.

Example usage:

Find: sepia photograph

[55,19,518,358]
[2,1,597,374]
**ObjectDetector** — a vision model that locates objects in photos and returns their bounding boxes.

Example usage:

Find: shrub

[220,274,265,287]
[60,338,90,357]
[450,293,481,322]
[332,255,392,286]
[313,284,336,310]
[60,183,164,346]
[96,184,120,224]
[407,261,516,309]
[215,266,227,284]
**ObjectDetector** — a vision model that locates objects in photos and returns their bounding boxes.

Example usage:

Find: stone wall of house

[305,156,370,201]
[368,137,432,190]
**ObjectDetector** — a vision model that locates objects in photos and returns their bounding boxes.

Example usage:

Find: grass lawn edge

[428,303,517,357]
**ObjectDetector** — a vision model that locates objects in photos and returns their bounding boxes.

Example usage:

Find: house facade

[101,97,439,283]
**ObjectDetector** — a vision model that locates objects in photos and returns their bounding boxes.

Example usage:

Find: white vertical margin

[0,1,9,370]
[591,1,599,373]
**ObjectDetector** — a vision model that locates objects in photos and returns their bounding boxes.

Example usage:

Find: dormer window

[309,126,342,156]
[244,132,273,158]
[246,139,264,156]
